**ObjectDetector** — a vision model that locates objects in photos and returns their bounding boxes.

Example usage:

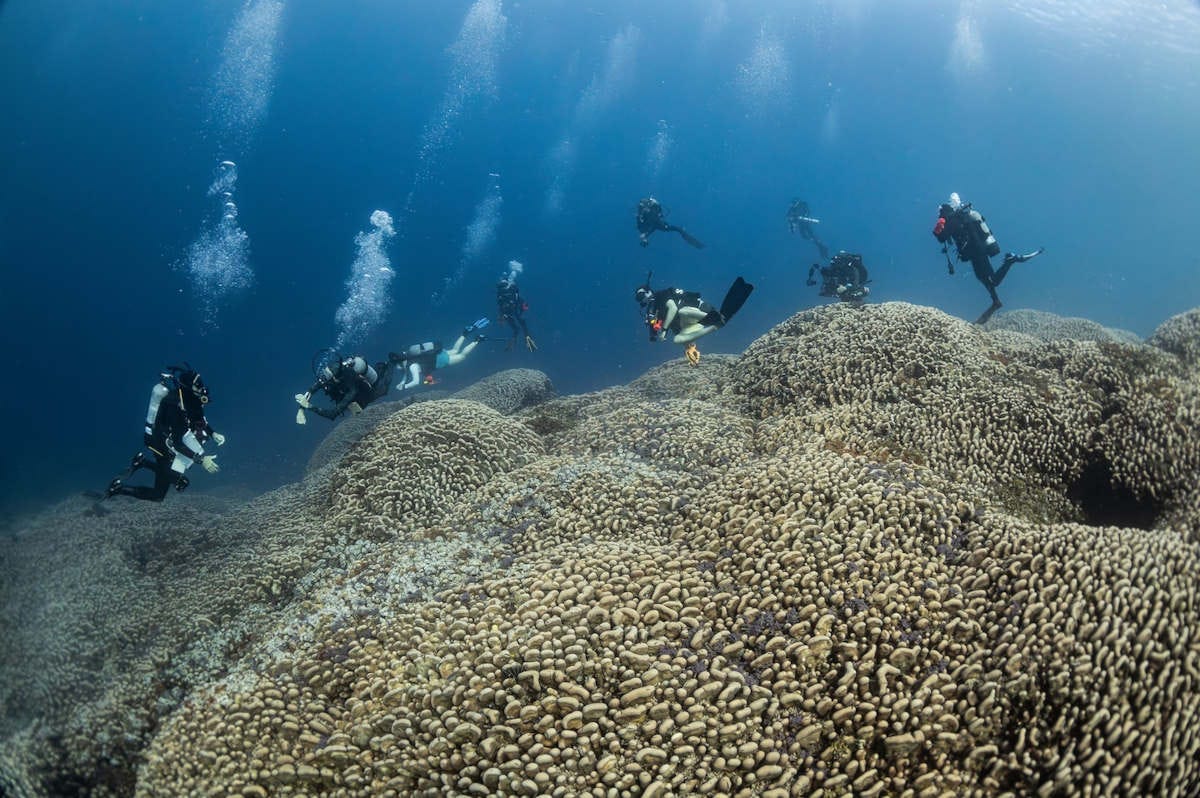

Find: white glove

[295,392,311,409]
[212,432,226,446]
[295,408,307,425]
[200,455,220,474]
[348,402,363,416]
[657,329,667,341]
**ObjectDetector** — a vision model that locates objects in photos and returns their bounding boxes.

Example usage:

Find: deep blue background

[2,0,1198,519]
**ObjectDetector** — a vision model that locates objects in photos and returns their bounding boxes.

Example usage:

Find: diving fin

[677,228,706,249]
[1002,247,1045,268]
[718,277,754,323]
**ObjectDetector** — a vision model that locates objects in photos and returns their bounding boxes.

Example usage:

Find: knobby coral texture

[2,302,1198,798]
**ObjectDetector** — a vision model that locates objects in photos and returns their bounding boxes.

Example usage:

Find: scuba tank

[406,342,438,358]
[966,208,1001,257]
[347,355,377,386]
[145,378,171,436]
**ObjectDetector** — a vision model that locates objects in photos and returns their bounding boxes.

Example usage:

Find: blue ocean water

[1,0,1197,520]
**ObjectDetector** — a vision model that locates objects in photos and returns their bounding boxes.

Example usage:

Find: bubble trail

[208,0,286,154]
[335,210,397,348]
[433,176,503,305]
[406,0,508,213]
[180,161,253,331]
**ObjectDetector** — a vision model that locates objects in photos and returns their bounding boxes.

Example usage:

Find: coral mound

[1148,307,1200,370]
[328,399,546,534]
[984,308,1141,345]
[3,304,1199,798]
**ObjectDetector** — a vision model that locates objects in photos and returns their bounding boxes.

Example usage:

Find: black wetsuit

[637,199,705,249]
[935,203,1032,324]
[787,200,830,260]
[112,390,211,502]
[307,360,395,420]
[808,253,869,301]
[497,282,531,345]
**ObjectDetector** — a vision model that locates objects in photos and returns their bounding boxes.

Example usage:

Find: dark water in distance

[1,0,1198,520]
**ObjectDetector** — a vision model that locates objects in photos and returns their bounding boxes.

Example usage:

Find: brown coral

[4,303,1200,798]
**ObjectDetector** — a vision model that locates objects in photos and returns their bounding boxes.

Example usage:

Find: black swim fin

[1003,247,1045,267]
[673,227,706,249]
[718,277,754,323]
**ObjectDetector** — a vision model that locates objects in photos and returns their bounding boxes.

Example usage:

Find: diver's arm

[397,363,422,391]
[179,430,205,461]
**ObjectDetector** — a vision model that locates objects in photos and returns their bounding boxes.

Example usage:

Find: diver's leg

[673,323,719,344]
[117,460,175,502]
[970,257,1002,324]
[445,338,479,366]
[665,224,705,249]
[993,257,1015,287]
[994,248,1044,286]
[676,306,709,326]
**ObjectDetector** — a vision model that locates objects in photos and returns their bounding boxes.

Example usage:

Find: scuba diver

[933,192,1044,325]
[635,274,755,366]
[393,318,490,390]
[807,251,870,304]
[497,276,537,352]
[295,351,401,424]
[104,365,225,502]
[787,199,830,261]
[636,197,705,249]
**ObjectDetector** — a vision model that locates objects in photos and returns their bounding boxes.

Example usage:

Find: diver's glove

[175,475,190,492]
[295,392,312,409]
[525,335,537,352]
[211,432,226,446]
[200,455,220,474]
[295,408,307,425]
[685,343,700,366]
[348,402,363,416]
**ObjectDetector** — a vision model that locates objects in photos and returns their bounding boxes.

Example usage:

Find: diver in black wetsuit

[295,352,400,423]
[497,277,537,352]
[636,197,705,249]
[635,275,754,365]
[933,193,1044,325]
[105,365,225,502]
[807,251,870,304]
[787,198,830,261]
